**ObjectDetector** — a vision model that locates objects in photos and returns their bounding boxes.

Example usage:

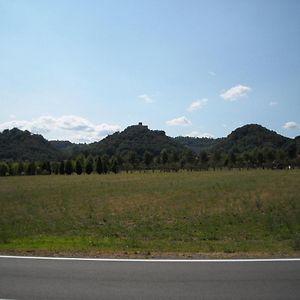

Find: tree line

[0,145,299,176]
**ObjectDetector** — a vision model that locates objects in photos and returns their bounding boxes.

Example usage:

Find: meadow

[0,169,299,257]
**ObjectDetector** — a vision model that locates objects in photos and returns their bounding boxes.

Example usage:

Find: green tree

[263,147,276,162]
[256,151,264,166]
[59,161,65,175]
[75,159,83,175]
[41,161,51,174]
[27,161,36,175]
[184,149,195,164]
[51,162,59,175]
[96,156,103,174]
[287,142,297,159]
[110,156,118,174]
[243,152,253,168]
[85,156,94,175]
[212,151,222,169]
[127,151,137,169]
[170,151,179,163]
[143,151,152,168]
[116,155,123,169]
[276,149,286,162]
[229,151,236,166]
[160,149,168,165]
[8,162,18,176]
[200,151,209,166]
[102,155,109,174]
[0,162,9,176]
[65,160,73,175]
[17,161,25,175]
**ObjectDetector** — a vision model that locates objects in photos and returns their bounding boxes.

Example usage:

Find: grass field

[0,170,300,257]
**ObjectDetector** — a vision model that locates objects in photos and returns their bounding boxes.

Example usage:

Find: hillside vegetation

[88,124,186,159]
[0,170,299,257]
[0,128,61,161]
[0,124,299,176]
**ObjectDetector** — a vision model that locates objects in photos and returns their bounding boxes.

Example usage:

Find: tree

[27,161,36,175]
[184,149,195,164]
[212,151,222,169]
[170,151,179,163]
[116,155,123,167]
[85,156,94,175]
[256,151,264,166]
[51,162,59,175]
[127,151,137,169]
[65,160,73,175]
[243,152,253,168]
[59,161,65,175]
[263,147,276,162]
[229,151,236,166]
[0,162,9,176]
[181,149,195,170]
[160,149,168,165]
[75,159,83,175]
[17,161,25,175]
[102,155,109,174]
[143,151,152,168]
[287,142,297,159]
[200,151,209,166]
[41,161,51,175]
[96,156,103,174]
[8,161,17,176]
[110,156,118,174]
[276,149,286,162]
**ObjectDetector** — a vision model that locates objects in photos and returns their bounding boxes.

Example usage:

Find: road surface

[0,256,300,299]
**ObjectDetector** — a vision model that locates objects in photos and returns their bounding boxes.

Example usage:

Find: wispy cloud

[283,121,299,129]
[187,98,208,112]
[186,131,214,138]
[166,116,192,126]
[220,84,251,101]
[139,94,154,104]
[208,71,216,76]
[269,101,278,106]
[0,115,121,143]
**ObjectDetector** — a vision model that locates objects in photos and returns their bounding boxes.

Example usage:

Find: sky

[0,0,299,143]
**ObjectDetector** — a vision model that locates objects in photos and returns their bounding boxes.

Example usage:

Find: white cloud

[0,115,121,143]
[283,121,299,129]
[187,98,208,112]
[166,116,192,126]
[220,84,251,101]
[269,101,278,106]
[186,131,214,138]
[139,94,154,104]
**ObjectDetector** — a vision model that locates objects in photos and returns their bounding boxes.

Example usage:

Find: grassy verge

[0,170,299,257]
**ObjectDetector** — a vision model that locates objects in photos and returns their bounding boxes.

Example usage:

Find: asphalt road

[1,257,300,300]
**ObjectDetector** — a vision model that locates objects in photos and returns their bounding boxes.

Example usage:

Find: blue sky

[0,0,299,142]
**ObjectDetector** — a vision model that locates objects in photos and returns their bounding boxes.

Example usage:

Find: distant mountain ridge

[0,123,298,161]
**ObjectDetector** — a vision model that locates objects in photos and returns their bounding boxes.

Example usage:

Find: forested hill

[211,124,293,153]
[88,123,187,159]
[0,123,299,163]
[0,128,62,161]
